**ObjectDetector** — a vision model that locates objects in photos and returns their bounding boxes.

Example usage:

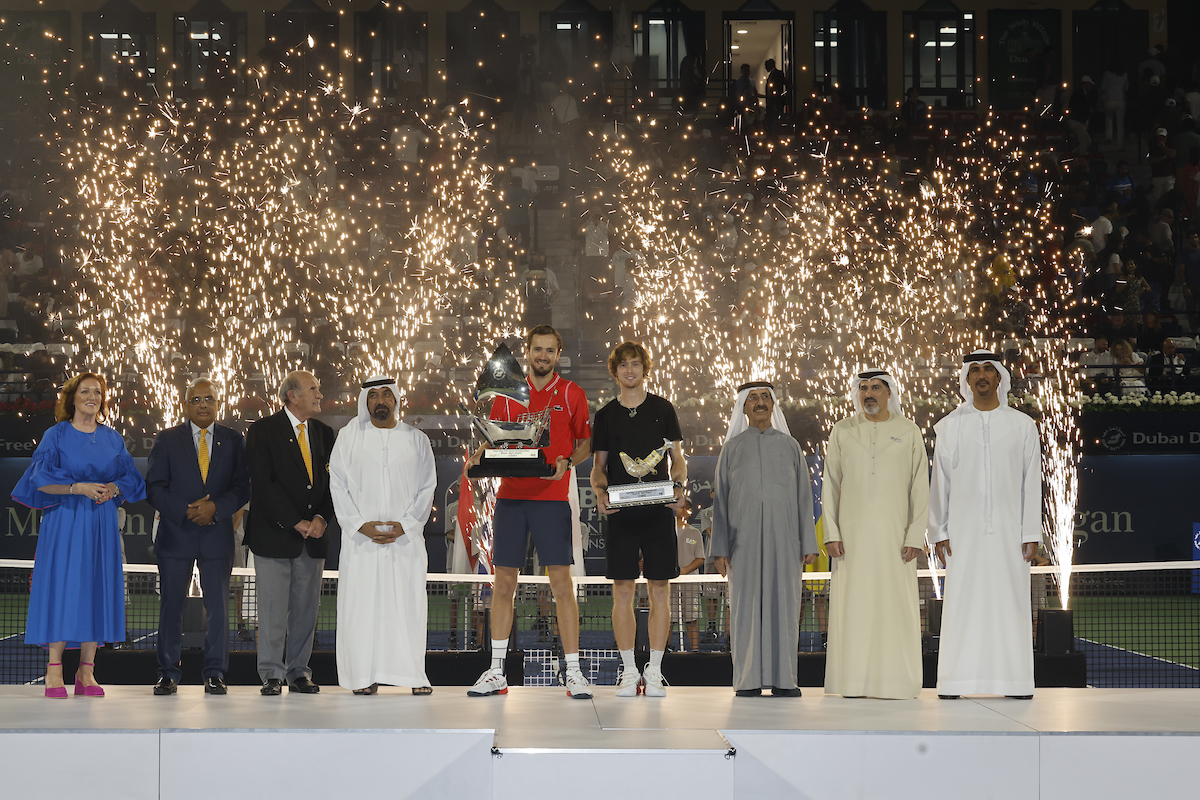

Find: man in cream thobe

[930,352,1041,699]
[823,369,929,699]
[331,376,437,694]
[712,382,819,697]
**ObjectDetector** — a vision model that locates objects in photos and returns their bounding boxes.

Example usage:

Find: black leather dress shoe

[153,677,178,696]
[735,688,762,697]
[261,678,284,696]
[938,694,961,700]
[288,677,320,694]
[771,687,802,697]
[204,677,228,695]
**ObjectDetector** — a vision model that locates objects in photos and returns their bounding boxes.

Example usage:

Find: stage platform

[0,686,1195,799]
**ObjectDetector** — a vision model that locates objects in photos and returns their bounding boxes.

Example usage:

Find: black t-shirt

[592,393,682,486]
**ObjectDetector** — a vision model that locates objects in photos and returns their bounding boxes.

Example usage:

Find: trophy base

[467,448,555,479]
[606,480,678,508]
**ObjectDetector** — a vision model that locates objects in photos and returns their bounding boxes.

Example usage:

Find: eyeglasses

[187,396,216,406]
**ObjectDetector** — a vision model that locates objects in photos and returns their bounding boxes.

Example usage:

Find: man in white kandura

[930,351,1041,700]
[823,368,929,699]
[330,376,437,696]
[711,382,819,697]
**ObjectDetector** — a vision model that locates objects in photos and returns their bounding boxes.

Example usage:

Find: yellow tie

[198,429,210,483]
[297,422,313,482]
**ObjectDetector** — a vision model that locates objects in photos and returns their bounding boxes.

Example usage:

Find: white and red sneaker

[467,667,508,697]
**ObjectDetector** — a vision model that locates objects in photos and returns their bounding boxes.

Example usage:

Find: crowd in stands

[4,40,1200,409]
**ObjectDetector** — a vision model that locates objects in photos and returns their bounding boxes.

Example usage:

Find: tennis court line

[1078,638,1200,671]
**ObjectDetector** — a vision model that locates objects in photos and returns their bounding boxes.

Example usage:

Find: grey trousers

[255,553,324,683]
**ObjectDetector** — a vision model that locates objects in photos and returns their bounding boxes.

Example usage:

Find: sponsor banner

[988,10,1061,111]
[1074,455,1200,564]
[1080,412,1200,455]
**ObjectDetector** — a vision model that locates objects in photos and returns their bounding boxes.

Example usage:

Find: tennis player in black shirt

[590,342,687,697]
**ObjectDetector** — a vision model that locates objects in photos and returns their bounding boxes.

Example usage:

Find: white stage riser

[2,730,1195,800]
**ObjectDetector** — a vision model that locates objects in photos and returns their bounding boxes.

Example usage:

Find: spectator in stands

[1185,83,1200,122]
[1091,203,1118,252]
[674,499,705,651]
[1147,337,1187,391]
[1066,77,1096,154]
[1176,228,1200,311]
[1106,161,1136,208]
[520,252,560,329]
[1179,146,1200,217]
[1082,335,1115,383]
[502,174,534,252]
[900,87,928,131]
[734,63,760,132]
[1149,129,1177,200]
[1095,310,1138,343]
[1138,47,1166,85]
[1095,229,1125,295]
[1100,64,1129,150]
[1174,116,1200,172]
[1112,258,1150,315]
[1110,338,1147,393]
[1149,208,1176,255]
[1138,311,1168,353]
[583,212,609,258]
[763,59,789,130]
[1128,228,1173,307]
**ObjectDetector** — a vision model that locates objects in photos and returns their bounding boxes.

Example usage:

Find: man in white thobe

[712,381,818,697]
[824,369,929,699]
[930,352,1041,699]
[330,376,437,695]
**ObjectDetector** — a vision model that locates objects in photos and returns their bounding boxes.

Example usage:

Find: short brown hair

[56,372,109,423]
[608,341,652,377]
[525,324,562,353]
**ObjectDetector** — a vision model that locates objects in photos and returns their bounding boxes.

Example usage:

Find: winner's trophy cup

[605,438,679,508]
[464,344,555,479]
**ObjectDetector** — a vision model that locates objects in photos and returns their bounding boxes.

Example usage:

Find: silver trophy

[606,438,678,508]
[465,344,554,478]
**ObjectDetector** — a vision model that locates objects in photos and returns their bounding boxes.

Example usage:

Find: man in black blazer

[146,378,251,696]
[245,370,335,695]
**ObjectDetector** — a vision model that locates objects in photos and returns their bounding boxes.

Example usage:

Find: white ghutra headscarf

[958,350,1012,404]
[724,381,791,444]
[848,367,904,417]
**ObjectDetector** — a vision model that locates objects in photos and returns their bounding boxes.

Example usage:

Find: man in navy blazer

[146,378,251,695]
[245,370,336,695]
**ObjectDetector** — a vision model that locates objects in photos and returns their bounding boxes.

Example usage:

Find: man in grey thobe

[711,381,819,697]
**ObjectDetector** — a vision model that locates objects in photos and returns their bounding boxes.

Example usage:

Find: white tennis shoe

[641,665,667,697]
[564,666,593,699]
[615,665,643,697]
[467,667,508,697]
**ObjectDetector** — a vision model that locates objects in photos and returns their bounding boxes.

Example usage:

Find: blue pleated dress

[12,422,147,647]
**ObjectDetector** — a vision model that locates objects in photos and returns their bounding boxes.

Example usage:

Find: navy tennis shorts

[492,499,574,569]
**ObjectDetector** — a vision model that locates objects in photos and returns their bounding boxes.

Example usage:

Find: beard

[530,361,553,378]
[371,404,392,420]
[863,400,879,412]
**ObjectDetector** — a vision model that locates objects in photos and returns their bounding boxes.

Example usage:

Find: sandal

[353,683,379,695]
[412,686,433,696]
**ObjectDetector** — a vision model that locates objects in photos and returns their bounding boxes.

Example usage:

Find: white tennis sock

[491,638,509,672]
[649,649,665,670]
[564,653,580,671]
[620,648,637,672]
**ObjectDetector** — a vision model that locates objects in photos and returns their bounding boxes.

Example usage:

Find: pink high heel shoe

[45,662,67,699]
[74,661,105,697]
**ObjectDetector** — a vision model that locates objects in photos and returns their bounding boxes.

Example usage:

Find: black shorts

[492,499,573,569]
[605,504,678,581]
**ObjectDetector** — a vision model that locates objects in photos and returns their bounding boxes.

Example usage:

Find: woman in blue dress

[12,372,146,697]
